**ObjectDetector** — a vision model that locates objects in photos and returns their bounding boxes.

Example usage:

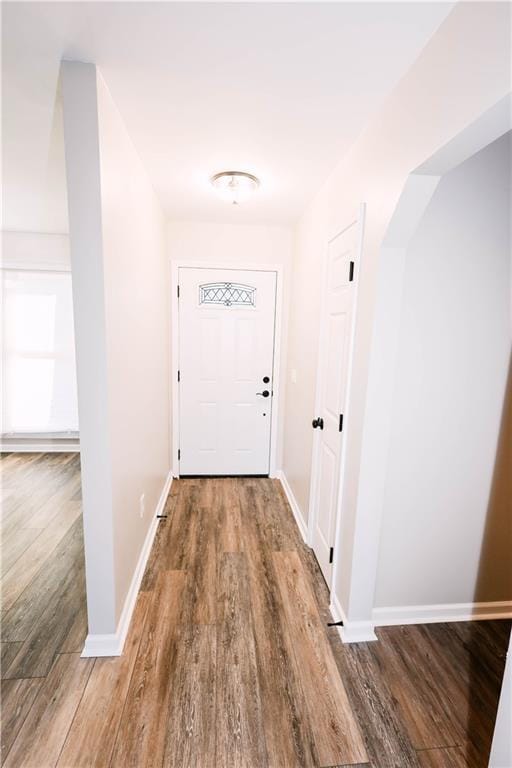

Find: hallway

[1,472,508,767]
[1,2,511,764]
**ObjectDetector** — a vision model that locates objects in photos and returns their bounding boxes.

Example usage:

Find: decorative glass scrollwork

[199,282,256,307]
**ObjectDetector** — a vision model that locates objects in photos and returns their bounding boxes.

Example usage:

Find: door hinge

[339,413,344,432]
[178,448,181,460]
[177,284,180,298]
[349,261,355,282]
[329,546,334,564]
[327,619,344,627]
[177,369,180,382]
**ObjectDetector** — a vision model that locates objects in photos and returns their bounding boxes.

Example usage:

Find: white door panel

[179,267,276,475]
[311,211,365,584]
[317,442,337,550]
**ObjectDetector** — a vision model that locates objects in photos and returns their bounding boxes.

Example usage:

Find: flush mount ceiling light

[210,171,260,205]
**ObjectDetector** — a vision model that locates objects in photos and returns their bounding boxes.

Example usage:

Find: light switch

[291,368,297,384]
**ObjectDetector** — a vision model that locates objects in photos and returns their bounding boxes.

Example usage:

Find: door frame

[307,204,366,591]
[170,260,285,479]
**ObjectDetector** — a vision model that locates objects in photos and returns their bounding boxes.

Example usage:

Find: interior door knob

[257,390,270,398]
[312,417,324,430]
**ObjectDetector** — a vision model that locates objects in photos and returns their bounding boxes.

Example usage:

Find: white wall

[97,69,171,624]
[282,2,511,629]
[282,195,327,521]
[2,231,70,270]
[167,220,292,471]
[62,62,170,638]
[375,133,512,610]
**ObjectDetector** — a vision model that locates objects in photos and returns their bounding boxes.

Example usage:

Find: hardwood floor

[1,461,509,767]
[1,454,86,679]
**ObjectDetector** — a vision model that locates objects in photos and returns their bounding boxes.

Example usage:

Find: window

[199,282,256,307]
[1,270,79,435]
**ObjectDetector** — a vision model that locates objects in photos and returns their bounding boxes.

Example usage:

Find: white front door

[310,209,365,584]
[178,267,277,475]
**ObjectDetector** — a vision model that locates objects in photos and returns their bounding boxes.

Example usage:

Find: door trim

[307,204,366,591]
[170,260,285,479]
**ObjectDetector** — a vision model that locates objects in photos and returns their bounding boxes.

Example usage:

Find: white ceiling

[2,2,453,232]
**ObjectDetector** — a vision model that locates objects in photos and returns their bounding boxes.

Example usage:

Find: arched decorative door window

[199,282,256,307]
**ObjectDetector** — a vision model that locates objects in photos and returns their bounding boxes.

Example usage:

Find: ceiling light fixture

[210,171,260,205]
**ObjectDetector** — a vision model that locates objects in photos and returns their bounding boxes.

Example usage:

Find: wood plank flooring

[1,454,86,683]
[1,457,510,767]
[0,453,88,766]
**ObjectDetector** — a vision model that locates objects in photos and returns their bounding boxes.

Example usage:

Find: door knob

[257,390,270,398]
[312,417,324,430]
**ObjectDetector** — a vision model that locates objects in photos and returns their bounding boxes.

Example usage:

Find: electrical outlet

[139,493,145,518]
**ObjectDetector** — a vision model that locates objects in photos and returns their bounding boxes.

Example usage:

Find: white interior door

[178,267,277,475]
[310,209,365,584]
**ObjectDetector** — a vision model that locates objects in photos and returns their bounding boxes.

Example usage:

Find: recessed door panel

[325,313,347,419]
[317,442,337,549]
[235,316,257,382]
[199,317,220,382]
[198,402,218,451]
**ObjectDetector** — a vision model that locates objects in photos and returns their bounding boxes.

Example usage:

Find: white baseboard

[327,596,512,645]
[325,595,512,644]
[373,600,512,627]
[277,470,308,545]
[329,593,378,644]
[81,470,173,658]
[0,439,80,453]
[80,631,125,658]
[339,620,379,644]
